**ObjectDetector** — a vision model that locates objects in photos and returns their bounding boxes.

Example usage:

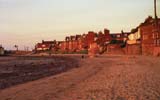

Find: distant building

[59,35,83,53]
[0,45,5,56]
[106,31,130,54]
[96,29,111,46]
[110,31,130,44]
[68,36,77,52]
[35,40,56,52]
[104,29,112,43]
[85,31,97,48]
[88,42,99,57]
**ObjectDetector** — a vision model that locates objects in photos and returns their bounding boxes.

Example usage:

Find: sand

[0,55,160,100]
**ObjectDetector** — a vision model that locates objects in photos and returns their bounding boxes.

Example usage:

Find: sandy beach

[0,55,160,100]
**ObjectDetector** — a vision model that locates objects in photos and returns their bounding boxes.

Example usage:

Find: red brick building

[35,40,56,52]
[96,29,111,45]
[59,41,66,52]
[35,28,134,55]
[59,35,86,53]
[85,31,97,48]
[140,16,160,56]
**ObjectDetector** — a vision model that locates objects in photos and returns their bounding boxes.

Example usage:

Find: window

[117,35,121,38]
[143,35,148,40]
[158,39,160,46]
[42,44,46,47]
[153,40,156,45]
[152,33,155,39]
[157,40,159,46]
[157,33,159,38]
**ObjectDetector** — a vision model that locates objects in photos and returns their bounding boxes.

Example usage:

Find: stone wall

[106,44,125,55]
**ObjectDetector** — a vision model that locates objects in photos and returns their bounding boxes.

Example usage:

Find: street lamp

[154,0,158,26]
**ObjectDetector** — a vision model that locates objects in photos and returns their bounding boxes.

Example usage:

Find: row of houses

[35,16,160,56]
[35,28,130,54]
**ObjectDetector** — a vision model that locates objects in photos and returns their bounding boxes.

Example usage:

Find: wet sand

[0,56,79,89]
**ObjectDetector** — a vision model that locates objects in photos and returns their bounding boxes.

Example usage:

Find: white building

[127,28,141,44]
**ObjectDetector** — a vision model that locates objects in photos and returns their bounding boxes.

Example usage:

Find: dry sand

[0,55,160,100]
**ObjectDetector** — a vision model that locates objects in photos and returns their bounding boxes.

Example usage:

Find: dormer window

[94,37,98,41]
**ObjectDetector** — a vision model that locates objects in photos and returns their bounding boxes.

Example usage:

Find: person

[81,55,84,59]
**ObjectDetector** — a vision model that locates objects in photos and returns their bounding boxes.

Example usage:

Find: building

[96,29,111,46]
[110,32,130,42]
[105,31,130,54]
[59,41,66,52]
[140,16,160,56]
[126,27,142,55]
[88,42,99,57]
[59,35,87,53]
[34,28,134,55]
[104,29,112,43]
[0,45,5,56]
[35,40,56,52]
[127,27,141,44]
[85,31,97,48]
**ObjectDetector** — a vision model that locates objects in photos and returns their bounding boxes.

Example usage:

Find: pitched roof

[42,40,56,44]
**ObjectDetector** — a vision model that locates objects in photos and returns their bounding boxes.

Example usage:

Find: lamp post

[154,0,158,26]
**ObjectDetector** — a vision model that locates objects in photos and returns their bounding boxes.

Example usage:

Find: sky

[0,0,160,50]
